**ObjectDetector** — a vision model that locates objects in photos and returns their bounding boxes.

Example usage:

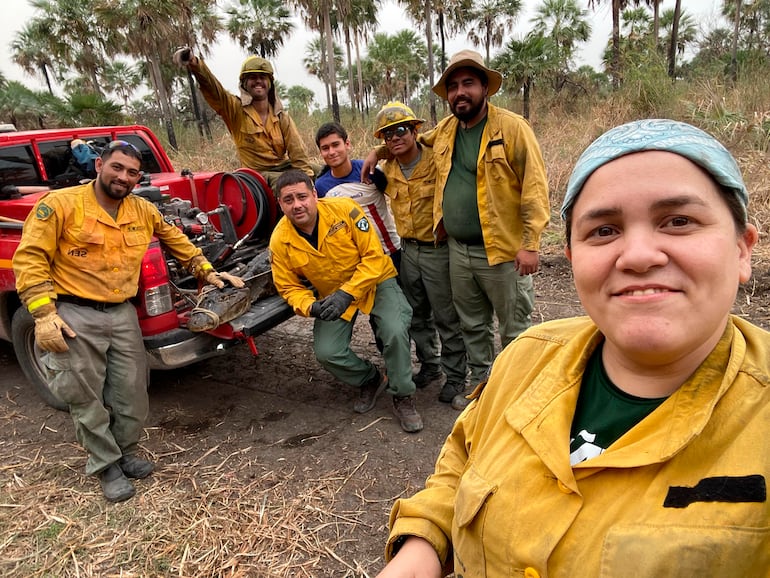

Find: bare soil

[1,253,769,577]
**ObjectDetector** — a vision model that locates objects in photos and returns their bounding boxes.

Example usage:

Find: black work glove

[309,301,323,318]
[318,290,354,321]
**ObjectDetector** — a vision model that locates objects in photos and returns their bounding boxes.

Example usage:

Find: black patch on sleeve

[487,138,504,149]
[664,475,766,509]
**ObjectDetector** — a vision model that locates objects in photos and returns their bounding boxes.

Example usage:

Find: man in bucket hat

[173,49,314,188]
[364,50,550,409]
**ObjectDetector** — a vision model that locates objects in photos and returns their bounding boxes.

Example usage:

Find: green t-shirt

[569,343,668,466]
[442,118,487,244]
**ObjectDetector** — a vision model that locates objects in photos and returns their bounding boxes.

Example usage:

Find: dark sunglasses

[382,125,410,141]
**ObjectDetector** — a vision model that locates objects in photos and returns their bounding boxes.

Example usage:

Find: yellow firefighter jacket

[419,103,550,266]
[13,182,203,303]
[380,145,441,243]
[269,196,397,321]
[190,58,314,177]
[387,316,770,577]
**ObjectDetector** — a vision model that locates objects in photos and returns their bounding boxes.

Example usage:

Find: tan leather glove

[31,303,77,353]
[204,270,246,289]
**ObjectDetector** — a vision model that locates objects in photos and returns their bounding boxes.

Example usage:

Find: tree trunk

[667,0,681,78]
[344,26,355,114]
[730,0,741,83]
[425,0,437,124]
[354,31,365,120]
[611,0,621,88]
[322,6,340,122]
[523,78,530,120]
[147,57,177,150]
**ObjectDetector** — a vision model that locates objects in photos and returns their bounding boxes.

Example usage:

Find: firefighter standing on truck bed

[172,47,315,188]
[12,141,244,503]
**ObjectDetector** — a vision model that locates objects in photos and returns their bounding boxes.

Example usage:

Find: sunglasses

[382,125,410,141]
[107,140,140,153]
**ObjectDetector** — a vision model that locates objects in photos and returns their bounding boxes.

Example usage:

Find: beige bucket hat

[432,49,503,99]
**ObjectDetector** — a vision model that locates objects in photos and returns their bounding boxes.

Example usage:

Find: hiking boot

[413,365,444,389]
[452,392,472,411]
[353,368,388,414]
[98,463,136,503]
[439,381,467,403]
[119,455,155,479]
[393,395,424,433]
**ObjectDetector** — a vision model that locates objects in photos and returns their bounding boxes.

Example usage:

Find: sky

[0,0,726,107]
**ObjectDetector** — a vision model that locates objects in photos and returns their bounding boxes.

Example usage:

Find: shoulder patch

[355,217,370,232]
[35,203,54,220]
[349,207,362,220]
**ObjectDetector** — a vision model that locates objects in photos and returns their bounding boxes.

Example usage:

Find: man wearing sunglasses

[372,102,467,405]
[13,141,243,503]
[365,50,550,410]
[172,48,315,188]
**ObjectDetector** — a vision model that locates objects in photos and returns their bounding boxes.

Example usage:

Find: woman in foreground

[376,119,769,577]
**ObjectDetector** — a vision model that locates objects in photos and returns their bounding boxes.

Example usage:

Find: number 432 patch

[355,217,370,232]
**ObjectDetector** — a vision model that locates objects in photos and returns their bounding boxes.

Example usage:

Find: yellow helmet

[239,56,274,82]
[373,101,424,138]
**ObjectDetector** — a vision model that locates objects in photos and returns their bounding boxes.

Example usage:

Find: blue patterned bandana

[561,119,748,221]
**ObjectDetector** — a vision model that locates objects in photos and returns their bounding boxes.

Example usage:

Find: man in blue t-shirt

[315,122,401,272]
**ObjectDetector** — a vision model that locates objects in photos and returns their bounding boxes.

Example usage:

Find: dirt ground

[1,253,769,577]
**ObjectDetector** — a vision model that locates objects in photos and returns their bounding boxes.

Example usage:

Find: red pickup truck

[0,125,293,409]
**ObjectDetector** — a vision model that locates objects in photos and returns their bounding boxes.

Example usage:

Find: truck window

[38,140,88,188]
[0,144,41,190]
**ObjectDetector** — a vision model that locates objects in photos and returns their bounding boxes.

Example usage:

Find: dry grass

[0,409,386,577]
[8,80,767,577]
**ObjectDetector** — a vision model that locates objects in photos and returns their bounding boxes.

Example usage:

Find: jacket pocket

[453,466,497,576]
[600,523,770,577]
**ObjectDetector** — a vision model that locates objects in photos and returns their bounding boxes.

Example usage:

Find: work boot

[119,455,155,479]
[354,368,388,414]
[98,463,136,503]
[439,381,467,403]
[413,364,444,389]
[393,395,424,433]
[452,391,472,411]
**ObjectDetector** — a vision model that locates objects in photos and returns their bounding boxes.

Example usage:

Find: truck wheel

[11,307,68,412]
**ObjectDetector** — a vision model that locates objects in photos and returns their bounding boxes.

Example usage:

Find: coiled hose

[216,171,272,243]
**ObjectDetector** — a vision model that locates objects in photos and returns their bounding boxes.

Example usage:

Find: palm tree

[531,0,591,91]
[94,0,221,149]
[293,0,341,121]
[587,0,630,87]
[494,34,558,119]
[101,61,143,109]
[364,30,428,105]
[225,0,295,58]
[286,85,315,114]
[30,0,109,96]
[466,0,522,65]
[0,82,53,129]
[10,20,60,95]
[303,36,345,88]
[666,0,682,77]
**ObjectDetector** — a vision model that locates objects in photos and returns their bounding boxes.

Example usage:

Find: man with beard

[172,48,315,187]
[269,170,423,433]
[366,50,550,409]
[13,141,243,502]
